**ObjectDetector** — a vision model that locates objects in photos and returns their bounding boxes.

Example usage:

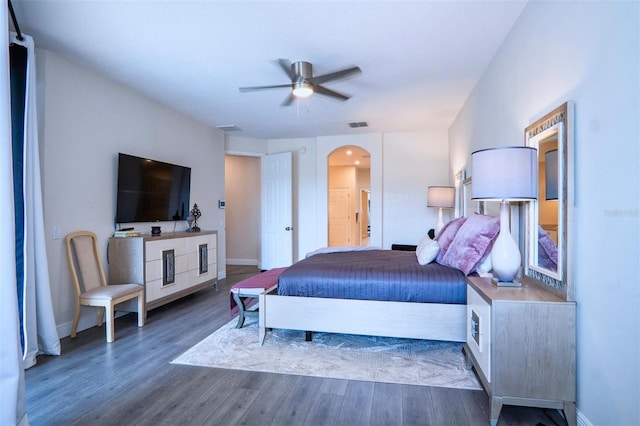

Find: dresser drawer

[467,285,491,381]
[145,237,189,262]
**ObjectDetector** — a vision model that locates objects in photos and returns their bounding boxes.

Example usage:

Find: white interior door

[261,152,293,269]
[329,187,350,246]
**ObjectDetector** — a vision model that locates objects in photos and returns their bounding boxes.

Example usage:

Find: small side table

[229,267,287,328]
[231,288,262,328]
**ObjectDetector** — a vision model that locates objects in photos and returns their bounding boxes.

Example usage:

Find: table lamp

[471,147,537,285]
[427,186,455,235]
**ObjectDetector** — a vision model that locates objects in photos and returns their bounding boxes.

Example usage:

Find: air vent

[216,125,242,132]
[348,121,368,128]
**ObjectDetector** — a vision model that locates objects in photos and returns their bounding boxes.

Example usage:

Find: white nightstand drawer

[467,285,491,381]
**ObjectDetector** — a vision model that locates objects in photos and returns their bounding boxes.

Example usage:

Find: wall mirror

[524,102,574,300]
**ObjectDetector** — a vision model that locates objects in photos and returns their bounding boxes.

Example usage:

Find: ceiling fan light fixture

[240,59,360,106]
[292,81,313,98]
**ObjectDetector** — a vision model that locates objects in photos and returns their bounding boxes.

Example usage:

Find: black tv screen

[115,153,191,223]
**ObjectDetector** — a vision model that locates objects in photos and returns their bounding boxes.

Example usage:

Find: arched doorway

[316,134,382,249]
[327,145,371,246]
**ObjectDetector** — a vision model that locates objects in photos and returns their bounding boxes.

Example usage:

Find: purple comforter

[277,250,466,304]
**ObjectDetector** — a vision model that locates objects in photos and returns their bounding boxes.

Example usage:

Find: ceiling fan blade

[277,58,295,80]
[313,85,350,101]
[239,83,291,92]
[280,92,295,107]
[312,66,362,85]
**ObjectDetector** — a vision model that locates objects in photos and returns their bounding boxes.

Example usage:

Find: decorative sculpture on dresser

[190,203,201,232]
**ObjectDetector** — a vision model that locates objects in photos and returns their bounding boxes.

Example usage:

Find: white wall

[449,2,639,424]
[228,132,451,259]
[38,49,226,337]
[225,155,260,265]
[383,131,451,245]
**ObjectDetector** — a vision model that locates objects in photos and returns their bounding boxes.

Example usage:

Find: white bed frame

[258,285,466,345]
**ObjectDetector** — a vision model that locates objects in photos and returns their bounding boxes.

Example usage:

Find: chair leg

[137,293,145,327]
[71,300,81,338]
[105,304,115,343]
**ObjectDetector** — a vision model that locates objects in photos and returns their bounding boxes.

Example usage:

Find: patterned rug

[172,318,481,390]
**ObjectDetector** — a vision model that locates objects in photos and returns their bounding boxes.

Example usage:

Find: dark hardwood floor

[25,265,567,425]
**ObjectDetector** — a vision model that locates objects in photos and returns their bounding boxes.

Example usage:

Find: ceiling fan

[239,59,362,106]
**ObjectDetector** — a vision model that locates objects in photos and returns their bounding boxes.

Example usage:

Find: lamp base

[434,208,445,236]
[490,200,522,283]
[491,277,522,287]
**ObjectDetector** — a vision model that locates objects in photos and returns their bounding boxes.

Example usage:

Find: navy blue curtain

[10,43,28,354]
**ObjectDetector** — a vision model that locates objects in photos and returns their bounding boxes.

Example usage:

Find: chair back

[65,231,108,296]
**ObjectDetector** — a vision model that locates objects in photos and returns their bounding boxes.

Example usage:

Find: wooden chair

[64,231,145,343]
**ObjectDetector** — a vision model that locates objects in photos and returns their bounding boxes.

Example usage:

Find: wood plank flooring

[25,265,567,425]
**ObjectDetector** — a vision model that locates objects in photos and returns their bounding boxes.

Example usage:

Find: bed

[258,214,502,345]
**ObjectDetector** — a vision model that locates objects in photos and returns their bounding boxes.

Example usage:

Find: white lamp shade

[471,146,537,284]
[427,186,455,208]
[471,147,538,201]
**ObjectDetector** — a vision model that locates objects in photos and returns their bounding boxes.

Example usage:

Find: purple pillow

[440,214,500,275]
[538,227,558,270]
[435,217,467,264]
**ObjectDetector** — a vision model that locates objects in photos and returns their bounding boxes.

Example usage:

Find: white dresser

[107,230,217,310]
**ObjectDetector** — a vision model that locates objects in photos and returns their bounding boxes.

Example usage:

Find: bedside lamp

[427,186,455,235]
[471,147,537,285]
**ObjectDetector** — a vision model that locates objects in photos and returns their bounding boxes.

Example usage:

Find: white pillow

[476,253,492,273]
[416,237,440,265]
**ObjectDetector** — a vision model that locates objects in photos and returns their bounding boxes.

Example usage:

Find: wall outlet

[53,226,61,240]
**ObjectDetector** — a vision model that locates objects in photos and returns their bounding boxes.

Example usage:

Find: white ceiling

[11,0,527,140]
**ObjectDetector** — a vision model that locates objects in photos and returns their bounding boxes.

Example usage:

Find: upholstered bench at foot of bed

[229,267,287,328]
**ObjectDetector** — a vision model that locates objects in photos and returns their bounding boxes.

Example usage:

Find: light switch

[53,226,61,240]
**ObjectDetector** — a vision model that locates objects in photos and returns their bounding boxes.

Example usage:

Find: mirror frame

[523,102,574,301]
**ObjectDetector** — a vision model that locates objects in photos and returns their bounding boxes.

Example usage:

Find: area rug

[171,318,481,390]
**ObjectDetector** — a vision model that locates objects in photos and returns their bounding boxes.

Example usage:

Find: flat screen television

[115,153,191,223]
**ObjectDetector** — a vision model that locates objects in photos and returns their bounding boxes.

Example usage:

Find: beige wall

[38,49,226,338]
[225,155,260,265]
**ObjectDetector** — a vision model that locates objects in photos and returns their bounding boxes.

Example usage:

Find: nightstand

[465,276,576,426]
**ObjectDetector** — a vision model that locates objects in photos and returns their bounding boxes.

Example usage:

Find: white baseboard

[226,258,259,266]
[56,310,117,339]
